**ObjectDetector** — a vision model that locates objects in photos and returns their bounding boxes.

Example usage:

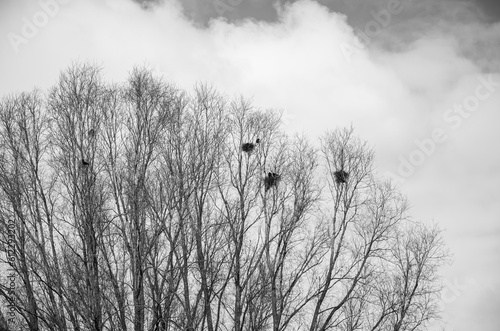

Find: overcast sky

[1,0,499,330]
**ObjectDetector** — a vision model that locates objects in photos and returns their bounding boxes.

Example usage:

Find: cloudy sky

[1,0,499,329]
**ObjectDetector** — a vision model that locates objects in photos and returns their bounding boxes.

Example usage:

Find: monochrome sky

[1,0,499,330]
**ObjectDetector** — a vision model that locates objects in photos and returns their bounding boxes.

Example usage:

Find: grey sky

[140,0,500,71]
[141,0,500,25]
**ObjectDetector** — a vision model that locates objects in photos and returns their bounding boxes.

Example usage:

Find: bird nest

[242,138,261,153]
[242,143,255,153]
[334,170,349,184]
[264,172,281,191]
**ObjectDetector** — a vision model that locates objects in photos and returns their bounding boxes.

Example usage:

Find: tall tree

[0,64,449,331]
[48,64,108,331]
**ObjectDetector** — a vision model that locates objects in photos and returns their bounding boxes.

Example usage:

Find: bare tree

[0,92,42,331]
[47,63,110,331]
[0,90,64,331]
[261,136,324,331]
[389,223,447,331]
[216,101,283,331]
[0,64,449,331]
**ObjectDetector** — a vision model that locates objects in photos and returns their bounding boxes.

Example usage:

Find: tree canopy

[0,64,448,331]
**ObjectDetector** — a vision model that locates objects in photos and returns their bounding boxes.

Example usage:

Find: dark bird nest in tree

[242,143,255,153]
[264,172,281,192]
[334,170,349,184]
[242,138,261,153]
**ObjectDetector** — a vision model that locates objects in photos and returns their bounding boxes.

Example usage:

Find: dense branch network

[0,64,449,331]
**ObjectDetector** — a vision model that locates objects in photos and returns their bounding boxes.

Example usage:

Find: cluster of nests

[241,139,349,191]
[81,133,349,188]
[241,138,280,192]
